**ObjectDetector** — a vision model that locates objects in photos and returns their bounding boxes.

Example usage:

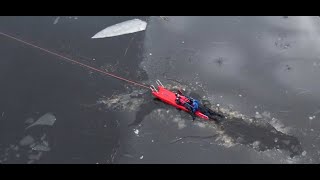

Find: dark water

[0,16,148,163]
[1,16,320,164]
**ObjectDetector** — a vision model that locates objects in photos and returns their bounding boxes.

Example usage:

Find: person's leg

[209,108,224,118]
[198,104,209,116]
[184,103,196,120]
[200,104,225,121]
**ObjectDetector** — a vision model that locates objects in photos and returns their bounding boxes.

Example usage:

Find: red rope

[0,31,151,90]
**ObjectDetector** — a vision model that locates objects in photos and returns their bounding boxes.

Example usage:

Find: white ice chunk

[26,113,56,129]
[19,135,35,146]
[53,17,60,25]
[134,129,139,135]
[92,19,147,39]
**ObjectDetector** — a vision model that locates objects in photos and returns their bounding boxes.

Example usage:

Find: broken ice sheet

[26,113,56,129]
[92,19,147,39]
[32,144,50,152]
[31,139,50,152]
[19,135,35,146]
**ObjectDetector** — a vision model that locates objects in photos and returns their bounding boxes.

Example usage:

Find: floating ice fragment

[92,19,147,39]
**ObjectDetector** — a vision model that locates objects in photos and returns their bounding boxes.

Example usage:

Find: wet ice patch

[215,134,235,148]
[97,89,147,112]
[218,106,246,120]
[269,117,291,134]
[26,113,56,129]
[195,121,206,128]
[92,19,147,39]
[153,109,167,120]
[163,84,188,93]
[172,116,186,129]
[173,117,180,123]
[177,120,186,129]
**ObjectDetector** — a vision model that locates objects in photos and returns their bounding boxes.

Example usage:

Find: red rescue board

[151,86,209,120]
